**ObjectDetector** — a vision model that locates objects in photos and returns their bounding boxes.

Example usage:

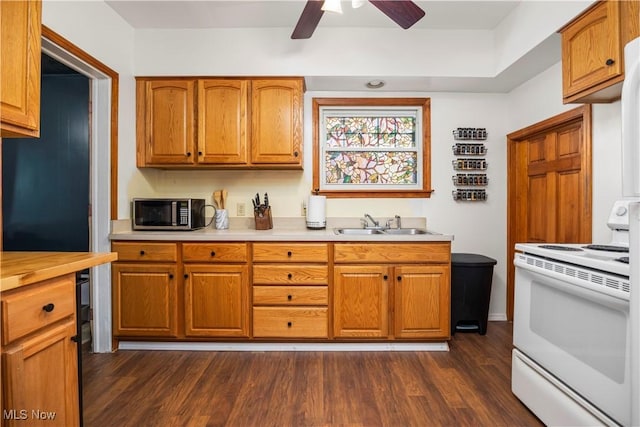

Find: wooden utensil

[213,191,222,209]
[221,189,228,209]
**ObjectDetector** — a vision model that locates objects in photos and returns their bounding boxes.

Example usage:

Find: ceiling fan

[291,0,426,39]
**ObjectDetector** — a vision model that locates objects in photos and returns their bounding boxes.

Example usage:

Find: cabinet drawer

[253,307,328,338]
[112,242,177,262]
[183,242,248,262]
[2,274,75,345]
[253,243,328,262]
[252,265,328,285]
[334,243,451,264]
[253,286,328,306]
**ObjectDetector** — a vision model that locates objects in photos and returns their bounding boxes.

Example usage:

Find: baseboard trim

[117,341,450,352]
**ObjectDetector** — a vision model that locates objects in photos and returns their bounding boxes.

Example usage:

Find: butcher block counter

[1,251,116,427]
[0,251,117,292]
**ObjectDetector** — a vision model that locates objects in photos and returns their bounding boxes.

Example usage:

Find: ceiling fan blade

[291,0,325,39]
[368,1,426,29]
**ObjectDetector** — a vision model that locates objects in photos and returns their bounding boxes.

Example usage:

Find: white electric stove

[512,200,632,426]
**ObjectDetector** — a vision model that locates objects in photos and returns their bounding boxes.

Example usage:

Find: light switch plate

[237,202,246,217]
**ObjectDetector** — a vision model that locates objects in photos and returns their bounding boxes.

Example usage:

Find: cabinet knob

[287,321,292,327]
[606,58,615,66]
[294,151,299,157]
[186,152,192,157]
[169,274,174,279]
[397,276,402,281]
[210,251,216,257]
[198,151,203,156]
[287,295,293,301]
[184,274,189,279]
[140,250,145,256]
[287,251,292,257]
[42,303,55,313]
[287,273,292,279]
[383,275,388,280]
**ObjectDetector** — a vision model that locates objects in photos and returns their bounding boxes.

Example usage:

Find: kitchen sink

[382,228,430,235]
[334,228,385,235]
[334,228,433,235]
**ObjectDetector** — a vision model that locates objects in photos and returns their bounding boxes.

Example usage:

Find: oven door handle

[515,257,629,311]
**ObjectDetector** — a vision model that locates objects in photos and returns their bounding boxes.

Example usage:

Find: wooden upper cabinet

[137,80,196,166]
[0,0,42,138]
[561,0,640,104]
[136,77,304,169]
[250,79,303,166]
[198,79,248,165]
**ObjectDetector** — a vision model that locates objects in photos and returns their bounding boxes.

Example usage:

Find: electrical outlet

[237,202,246,217]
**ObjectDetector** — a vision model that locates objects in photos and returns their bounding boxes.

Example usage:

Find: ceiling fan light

[322,0,343,14]
[352,0,365,8]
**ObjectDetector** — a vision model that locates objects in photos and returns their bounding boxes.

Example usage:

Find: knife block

[254,207,273,230]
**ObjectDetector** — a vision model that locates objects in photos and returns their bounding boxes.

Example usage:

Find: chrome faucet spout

[363,213,380,228]
[395,215,402,229]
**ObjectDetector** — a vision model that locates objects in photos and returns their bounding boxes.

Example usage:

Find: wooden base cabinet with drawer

[333,243,451,340]
[111,242,179,338]
[183,243,250,338]
[252,243,329,339]
[1,274,79,427]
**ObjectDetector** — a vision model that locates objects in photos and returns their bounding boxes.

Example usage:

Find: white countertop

[109,217,454,242]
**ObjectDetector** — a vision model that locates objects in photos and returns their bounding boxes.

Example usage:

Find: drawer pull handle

[287,321,292,327]
[210,251,216,257]
[287,273,292,279]
[42,303,55,313]
[140,250,145,256]
[606,58,615,66]
[287,251,292,257]
[287,295,292,301]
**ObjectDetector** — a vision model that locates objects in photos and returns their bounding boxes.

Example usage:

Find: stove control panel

[608,200,633,230]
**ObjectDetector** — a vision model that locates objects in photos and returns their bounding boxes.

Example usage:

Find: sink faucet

[363,213,380,228]
[386,215,402,229]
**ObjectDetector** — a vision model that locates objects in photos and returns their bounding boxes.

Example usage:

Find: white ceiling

[105,0,521,31]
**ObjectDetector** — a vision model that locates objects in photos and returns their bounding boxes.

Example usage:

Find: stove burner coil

[582,244,629,253]
[538,245,584,251]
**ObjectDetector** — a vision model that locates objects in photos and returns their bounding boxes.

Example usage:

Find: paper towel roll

[306,195,326,229]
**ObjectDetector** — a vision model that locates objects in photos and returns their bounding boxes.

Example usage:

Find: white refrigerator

[623,36,640,426]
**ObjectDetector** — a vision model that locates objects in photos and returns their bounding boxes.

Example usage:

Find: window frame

[312,97,432,198]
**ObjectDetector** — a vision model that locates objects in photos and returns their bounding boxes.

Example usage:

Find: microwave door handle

[171,201,177,226]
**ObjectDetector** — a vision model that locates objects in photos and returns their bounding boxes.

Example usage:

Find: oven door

[513,255,630,426]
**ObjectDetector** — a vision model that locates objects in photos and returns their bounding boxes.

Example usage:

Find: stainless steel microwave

[132,198,206,231]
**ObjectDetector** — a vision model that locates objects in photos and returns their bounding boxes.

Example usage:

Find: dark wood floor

[82,322,543,426]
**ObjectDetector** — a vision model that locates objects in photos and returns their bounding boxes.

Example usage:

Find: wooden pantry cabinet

[0,0,42,138]
[252,243,329,338]
[560,0,640,104]
[1,274,79,427]
[136,77,304,169]
[333,243,451,340]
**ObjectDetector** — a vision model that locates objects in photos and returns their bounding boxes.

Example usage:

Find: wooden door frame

[506,105,592,320]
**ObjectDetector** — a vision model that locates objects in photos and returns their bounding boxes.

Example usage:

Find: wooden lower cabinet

[333,243,451,340]
[394,265,450,339]
[1,274,79,427]
[333,265,390,338]
[184,264,250,337]
[112,263,178,338]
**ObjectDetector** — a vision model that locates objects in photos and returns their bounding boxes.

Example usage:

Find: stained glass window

[320,108,422,190]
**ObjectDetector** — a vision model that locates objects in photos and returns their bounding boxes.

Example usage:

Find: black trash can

[450,253,497,335]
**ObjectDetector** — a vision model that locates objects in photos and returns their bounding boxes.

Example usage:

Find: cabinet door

[0,0,41,138]
[184,264,250,337]
[333,265,390,338]
[138,80,196,165]
[112,263,178,337]
[197,79,248,165]
[561,1,622,99]
[250,79,303,167]
[3,320,79,427]
[394,265,450,339]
